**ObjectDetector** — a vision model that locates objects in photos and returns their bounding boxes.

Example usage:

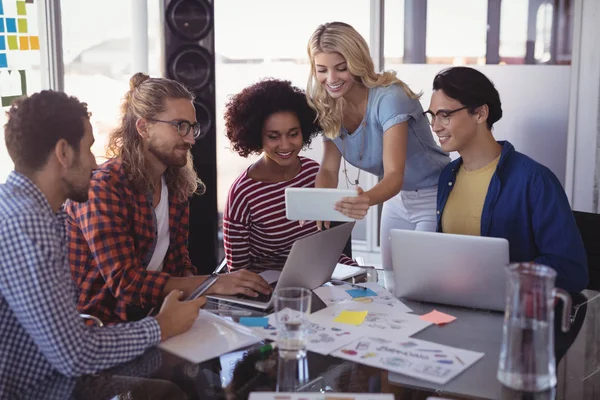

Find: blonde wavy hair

[106,72,204,201]
[306,22,421,139]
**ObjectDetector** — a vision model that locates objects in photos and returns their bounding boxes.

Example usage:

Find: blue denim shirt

[327,84,449,190]
[436,141,588,293]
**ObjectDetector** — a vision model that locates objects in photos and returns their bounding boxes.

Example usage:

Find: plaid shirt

[65,158,196,324]
[0,172,160,398]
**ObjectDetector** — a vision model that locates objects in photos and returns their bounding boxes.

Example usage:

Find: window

[0,0,45,182]
[60,0,161,162]
[214,0,371,242]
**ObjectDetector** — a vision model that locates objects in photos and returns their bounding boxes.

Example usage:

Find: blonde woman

[306,22,449,271]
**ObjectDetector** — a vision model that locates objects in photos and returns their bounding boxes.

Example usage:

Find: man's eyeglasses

[423,106,468,127]
[149,119,202,139]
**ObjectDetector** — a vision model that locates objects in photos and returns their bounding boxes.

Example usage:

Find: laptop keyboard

[234,281,277,303]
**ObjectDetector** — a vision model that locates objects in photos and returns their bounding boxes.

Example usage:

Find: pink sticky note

[419,309,457,325]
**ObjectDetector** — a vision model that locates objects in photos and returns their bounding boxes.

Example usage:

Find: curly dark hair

[224,78,321,157]
[4,90,90,172]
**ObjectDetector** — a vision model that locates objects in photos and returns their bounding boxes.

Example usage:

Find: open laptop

[391,229,510,312]
[207,221,355,310]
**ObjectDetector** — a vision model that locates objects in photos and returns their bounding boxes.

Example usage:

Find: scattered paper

[314,282,412,312]
[332,263,366,280]
[331,336,484,385]
[334,310,368,326]
[242,311,362,355]
[419,309,457,325]
[258,269,281,284]
[309,301,431,340]
[239,317,269,327]
[249,393,394,400]
[346,288,377,298]
[159,310,261,364]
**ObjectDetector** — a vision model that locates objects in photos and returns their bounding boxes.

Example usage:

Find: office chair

[573,210,600,291]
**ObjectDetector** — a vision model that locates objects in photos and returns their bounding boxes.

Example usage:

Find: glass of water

[273,287,312,360]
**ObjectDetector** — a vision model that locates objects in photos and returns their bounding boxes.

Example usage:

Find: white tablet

[285,187,357,222]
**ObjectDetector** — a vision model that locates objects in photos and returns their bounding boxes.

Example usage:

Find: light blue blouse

[327,84,449,191]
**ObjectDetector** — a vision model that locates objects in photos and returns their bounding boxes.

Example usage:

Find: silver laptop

[391,229,510,312]
[207,222,355,310]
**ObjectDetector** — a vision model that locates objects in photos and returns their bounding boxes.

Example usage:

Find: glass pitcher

[497,263,572,392]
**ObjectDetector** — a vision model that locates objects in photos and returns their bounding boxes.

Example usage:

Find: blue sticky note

[0,37,5,51]
[0,2,3,15]
[239,317,269,328]
[0,18,4,33]
[6,18,16,33]
[346,288,378,298]
[0,53,7,68]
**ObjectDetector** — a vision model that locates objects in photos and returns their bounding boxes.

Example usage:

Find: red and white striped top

[223,156,355,271]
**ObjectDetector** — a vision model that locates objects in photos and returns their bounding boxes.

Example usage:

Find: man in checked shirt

[0,90,206,397]
[65,73,272,324]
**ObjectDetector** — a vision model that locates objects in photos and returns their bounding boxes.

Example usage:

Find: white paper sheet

[332,263,366,280]
[249,393,394,400]
[314,282,412,313]
[158,310,262,363]
[309,301,431,340]
[244,311,362,355]
[331,336,484,385]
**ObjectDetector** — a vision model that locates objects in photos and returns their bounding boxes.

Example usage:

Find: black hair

[432,66,502,129]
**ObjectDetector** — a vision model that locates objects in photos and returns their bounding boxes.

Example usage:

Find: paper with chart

[309,301,431,340]
[331,337,484,384]
[249,393,394,400]
[242,311,362,355]
[314,282,412,312]
[158,310,262,363]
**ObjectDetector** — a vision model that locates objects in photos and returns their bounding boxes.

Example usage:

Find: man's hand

[207,269,272,297]
[155,290,206,341]
[334,187,370,220]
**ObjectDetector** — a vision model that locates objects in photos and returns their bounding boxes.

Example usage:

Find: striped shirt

[223,157,355,271]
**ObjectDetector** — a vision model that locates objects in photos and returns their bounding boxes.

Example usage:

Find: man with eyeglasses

[65,74,272,324]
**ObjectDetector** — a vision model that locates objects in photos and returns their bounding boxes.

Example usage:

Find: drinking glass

[273,287,312,360]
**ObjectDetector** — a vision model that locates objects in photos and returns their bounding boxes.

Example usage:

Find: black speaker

[163,0,217,274]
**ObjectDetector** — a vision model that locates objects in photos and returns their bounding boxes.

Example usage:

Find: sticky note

[7,36,16,50]
[0,2,4,15]
[419,309,457,325]
[0,18,4,33]
[0,53,7,68]
[346,288,377,298]
[17,19,27,34]
[18,36,28,50]
[238,317,269,328]
[334,310,368,326]
[17,2,26,16]
[0,37,5,51]
[6,18,15,33]
[29,36,38,50]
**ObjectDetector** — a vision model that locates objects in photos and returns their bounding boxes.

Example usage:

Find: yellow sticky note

[17,19,27,34]
[17,2,27,16]
[29,36,39,50]
[7,36,18,50]
[334,310,368,326]
[19,36,29,50]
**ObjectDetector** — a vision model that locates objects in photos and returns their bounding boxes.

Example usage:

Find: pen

[330,279,367,290]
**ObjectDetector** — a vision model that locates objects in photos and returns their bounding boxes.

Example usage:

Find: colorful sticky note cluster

[334,310,368,326]
[419,309,457,325]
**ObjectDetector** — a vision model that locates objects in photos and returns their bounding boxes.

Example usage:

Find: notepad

[334,310,368,326]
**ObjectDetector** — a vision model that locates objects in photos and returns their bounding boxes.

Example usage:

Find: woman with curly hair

[306,22,450,271]
[223,78,355,271]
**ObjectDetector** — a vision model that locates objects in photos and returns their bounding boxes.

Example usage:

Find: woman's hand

[334,187,370,220]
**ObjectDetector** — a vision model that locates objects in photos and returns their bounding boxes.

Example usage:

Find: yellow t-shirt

[441,155,501,236]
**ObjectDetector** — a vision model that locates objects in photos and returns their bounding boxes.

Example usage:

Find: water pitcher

[497,263,571,391]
